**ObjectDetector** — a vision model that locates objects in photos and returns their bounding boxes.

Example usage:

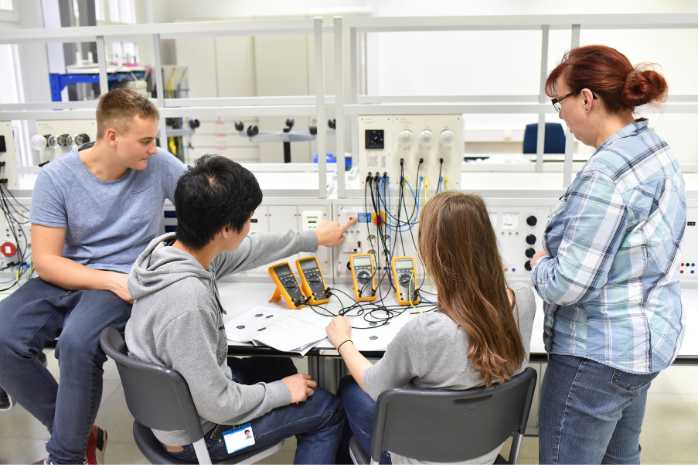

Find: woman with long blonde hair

[326,191,536,464]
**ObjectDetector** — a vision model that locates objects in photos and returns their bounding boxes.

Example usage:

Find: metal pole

[95,35,108,96]
[334,17,346,198]
[536,25,549,173]
[152,33,169,154]
[314,18,327,199]
[349,27,359,180]
[563,24,581,188]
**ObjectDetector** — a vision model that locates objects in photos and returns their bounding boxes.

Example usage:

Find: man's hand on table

[315,217,358,247]
[281,373,317,403]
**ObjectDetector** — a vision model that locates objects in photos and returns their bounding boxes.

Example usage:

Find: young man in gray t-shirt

[0,89,186,465]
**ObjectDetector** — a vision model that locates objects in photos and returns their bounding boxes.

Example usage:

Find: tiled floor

[1,353,696,464]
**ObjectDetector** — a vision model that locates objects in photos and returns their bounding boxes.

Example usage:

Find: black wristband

[337,339,353,352]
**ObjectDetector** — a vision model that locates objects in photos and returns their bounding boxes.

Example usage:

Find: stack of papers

[225,307,330,355]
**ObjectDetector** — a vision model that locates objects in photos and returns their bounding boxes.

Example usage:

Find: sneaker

[85,425,107,465]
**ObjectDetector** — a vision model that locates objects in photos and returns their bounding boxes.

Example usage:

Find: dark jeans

[164,357,345,464]
[337,376,391,464]
[539,354,659,464]
[0,277,132,464]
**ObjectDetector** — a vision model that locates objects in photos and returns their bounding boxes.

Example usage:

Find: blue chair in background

[522,123,566,154]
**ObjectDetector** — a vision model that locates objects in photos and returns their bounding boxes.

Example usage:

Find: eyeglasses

[551,92,576,112]
[551,92,598,112]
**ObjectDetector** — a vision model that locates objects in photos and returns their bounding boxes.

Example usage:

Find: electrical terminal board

[358,115,462,191]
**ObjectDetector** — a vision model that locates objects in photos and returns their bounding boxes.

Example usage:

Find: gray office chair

[349,367,537,465]
[100,327,284,465]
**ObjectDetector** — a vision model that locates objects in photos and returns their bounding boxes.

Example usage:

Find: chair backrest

[99,327,205,442]
[371,367,537,463]
[523,123,566,154]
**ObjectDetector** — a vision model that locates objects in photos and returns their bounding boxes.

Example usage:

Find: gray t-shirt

[362,282,537,465]
[29,145,186,274]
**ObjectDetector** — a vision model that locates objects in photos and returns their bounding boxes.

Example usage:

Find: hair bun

[619,67,668,108]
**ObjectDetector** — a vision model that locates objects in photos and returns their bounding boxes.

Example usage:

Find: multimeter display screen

[275,264,293,277]
[395,259,414,270]
[300,259,319,271]
[353,257,372,267]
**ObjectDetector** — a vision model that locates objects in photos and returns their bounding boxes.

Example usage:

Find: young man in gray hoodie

[125,155,355,463]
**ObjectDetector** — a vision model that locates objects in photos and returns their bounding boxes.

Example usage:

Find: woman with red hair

[531,45,685,464]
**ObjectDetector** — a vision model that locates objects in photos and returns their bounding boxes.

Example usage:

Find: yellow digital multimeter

[296,257,330,305]
[391,256,419,305]
[268,262,308,309]
[350,254,377,302]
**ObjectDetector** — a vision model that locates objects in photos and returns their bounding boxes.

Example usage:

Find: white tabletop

[218,280,698,359]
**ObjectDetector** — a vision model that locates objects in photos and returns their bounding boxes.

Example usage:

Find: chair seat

[133,420,284,464]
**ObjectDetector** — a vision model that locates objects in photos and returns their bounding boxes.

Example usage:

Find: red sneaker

[85,425,107,465]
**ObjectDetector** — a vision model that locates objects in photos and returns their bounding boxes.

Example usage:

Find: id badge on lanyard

[222,423,255,454]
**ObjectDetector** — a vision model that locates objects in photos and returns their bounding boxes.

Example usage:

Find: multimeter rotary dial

[357,270,371,280]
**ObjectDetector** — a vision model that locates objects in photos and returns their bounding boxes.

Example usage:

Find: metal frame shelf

[0,17,334,198]
[332,13,698,198]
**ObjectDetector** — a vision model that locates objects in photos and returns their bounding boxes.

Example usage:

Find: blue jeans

[164,357,345,464]
[0,277,132,464]
[337,376,391,464]
[539,354,659,464]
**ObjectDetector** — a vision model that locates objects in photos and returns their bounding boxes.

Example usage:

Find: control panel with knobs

[358,115,463,190]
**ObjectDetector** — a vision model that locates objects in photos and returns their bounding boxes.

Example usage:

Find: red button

[680,270,684,274]
[0,242,16,258]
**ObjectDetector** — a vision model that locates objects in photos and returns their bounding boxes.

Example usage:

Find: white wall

[364,0,698,163]
[151,0,370,23]
[155,0,698,164]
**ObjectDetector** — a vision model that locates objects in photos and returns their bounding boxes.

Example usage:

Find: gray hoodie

[125,229,318,446]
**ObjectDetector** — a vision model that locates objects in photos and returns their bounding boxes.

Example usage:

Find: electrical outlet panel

[0,197,31,275]
[0,122,19,190]
[160,200,333,279]
[358,115,462,191]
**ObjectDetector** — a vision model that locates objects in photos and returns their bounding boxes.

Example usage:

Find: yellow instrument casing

[391,256,420,306]
[350,253,377,302]
[268,262,307,309]
[295,257,330,305]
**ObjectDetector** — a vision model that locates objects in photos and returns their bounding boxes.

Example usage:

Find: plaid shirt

[531,119,685,374]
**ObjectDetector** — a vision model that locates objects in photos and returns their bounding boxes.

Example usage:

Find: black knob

[525,248,535,258]
[309,125,318,135]
[246,125,259,137]
[235,121,245,131]
[357,270,371,280]
[285,118,295,129]
[188,119,200,129]
[524,261,532,271]
[526,216,537,226]
[526,234,536,245]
